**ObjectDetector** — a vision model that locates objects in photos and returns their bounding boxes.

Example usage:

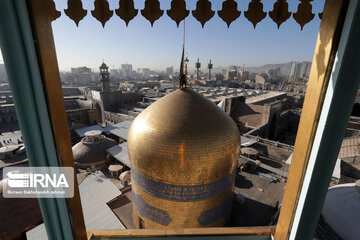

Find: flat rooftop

[246,92,287,104]
[232,171,286,226]
[108,189,135,229]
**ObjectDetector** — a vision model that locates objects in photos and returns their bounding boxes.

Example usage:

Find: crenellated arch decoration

[50,0,324,30]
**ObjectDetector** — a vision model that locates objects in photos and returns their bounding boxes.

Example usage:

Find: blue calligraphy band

[132,169,236,202]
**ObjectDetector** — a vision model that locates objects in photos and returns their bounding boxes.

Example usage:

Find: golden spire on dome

[179,18,188,89]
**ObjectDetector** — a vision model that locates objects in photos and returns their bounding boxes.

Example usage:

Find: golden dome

[128,88,240,228]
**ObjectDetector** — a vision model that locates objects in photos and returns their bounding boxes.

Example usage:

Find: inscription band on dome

[133,193,172,226]
[131,169,236,202]
[198,194,233,226]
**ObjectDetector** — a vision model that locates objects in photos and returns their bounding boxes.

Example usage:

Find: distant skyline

[0,0,325,72]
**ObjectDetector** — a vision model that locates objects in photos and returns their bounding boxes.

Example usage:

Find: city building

[121,64,133,78]
[68,66,94,83]
[165,66,173,76]
[255,74,266,87]
[137,68,151,78]
[226,69,238,80]
[91,62,143,125]
[288,62,309,82]
[267,68,281,80]
[71,66,91,75]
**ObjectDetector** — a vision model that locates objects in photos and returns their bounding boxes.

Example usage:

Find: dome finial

[178,18,188,90]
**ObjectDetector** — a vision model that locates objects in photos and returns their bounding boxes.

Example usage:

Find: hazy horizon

[0,0,324,72]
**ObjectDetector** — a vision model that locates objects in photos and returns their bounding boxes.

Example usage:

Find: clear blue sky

[1,0,325,72]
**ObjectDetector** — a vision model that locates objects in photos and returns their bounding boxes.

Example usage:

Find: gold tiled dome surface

[128,88,240,228]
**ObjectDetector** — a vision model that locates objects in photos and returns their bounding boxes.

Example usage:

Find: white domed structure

[72,130,117,169]
[321,180,360,240]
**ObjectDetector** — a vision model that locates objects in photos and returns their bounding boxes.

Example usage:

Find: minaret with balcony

[100,62,110,92]
[208,59,213,80]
